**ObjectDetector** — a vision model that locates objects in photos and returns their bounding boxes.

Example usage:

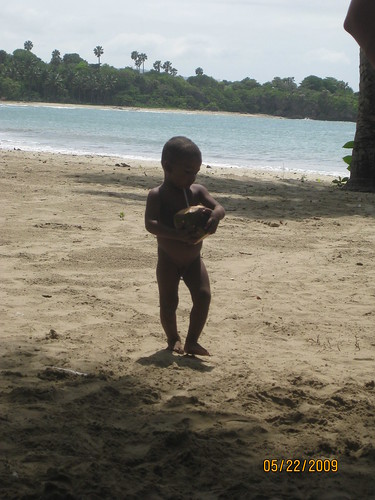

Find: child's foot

[184,342,210,356]
[167,339,184,355]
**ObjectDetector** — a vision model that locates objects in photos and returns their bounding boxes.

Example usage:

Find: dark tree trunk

[346,50,375,192]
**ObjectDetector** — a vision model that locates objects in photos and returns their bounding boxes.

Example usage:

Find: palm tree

[130,51,147,73]
[45,71,65,100]
[139,53,147,73]
[24,40,33,51]
[153,60,162,72]
[50,49,62,66]
[131,51,139,70]
[346,50,375,192]
[94,46,104,66]
[162,61,172,74]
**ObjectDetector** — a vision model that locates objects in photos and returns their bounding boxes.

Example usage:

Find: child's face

[167,157,201,189]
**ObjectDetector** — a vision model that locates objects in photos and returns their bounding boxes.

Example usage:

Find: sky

[1,0,360,90]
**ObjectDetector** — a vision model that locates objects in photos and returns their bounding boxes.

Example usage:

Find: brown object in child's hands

[174,205,210,244]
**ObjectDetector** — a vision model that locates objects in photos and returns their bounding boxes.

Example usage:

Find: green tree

[50,49,62,66]
[0,76,22,99]
[44,71,65,101]
[195,67,204,76]
[63,53,85,65]
[299,75,325,92]
[240,77,260,89]
[11,49,46,99]
[270,77,297,91]
[60,54,87,100]
[94,45,104,66]
[0,50,8,65]
[322,77,351,94]
[97,64,118,103]
[71,61,92,102]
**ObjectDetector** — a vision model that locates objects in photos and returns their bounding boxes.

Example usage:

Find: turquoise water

[0,103,356,176]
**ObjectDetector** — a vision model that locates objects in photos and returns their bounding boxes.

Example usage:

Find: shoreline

[1,148,375,497]
[1,99,282,119]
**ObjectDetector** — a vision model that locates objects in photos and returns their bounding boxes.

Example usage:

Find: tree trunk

[346,50,375,191]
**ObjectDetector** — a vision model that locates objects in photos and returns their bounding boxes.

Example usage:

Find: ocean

[0,102,356,176]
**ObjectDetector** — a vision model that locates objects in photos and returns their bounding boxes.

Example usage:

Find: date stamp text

[263,459,338,473]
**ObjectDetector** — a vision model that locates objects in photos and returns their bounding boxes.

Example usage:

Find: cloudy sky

[2,0,360,90]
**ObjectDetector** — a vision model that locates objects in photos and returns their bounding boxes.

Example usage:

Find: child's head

[161,136,202,188]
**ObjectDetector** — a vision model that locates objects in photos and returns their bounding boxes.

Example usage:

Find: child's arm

[197,185,225,234]
[145,188,197,243]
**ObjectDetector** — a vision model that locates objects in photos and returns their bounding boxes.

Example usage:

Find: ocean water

[0,103,356,176]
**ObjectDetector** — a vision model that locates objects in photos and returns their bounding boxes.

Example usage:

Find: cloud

[167,36,221,58]
[104,32,221,71]
[0,0,360,89]
[106,33,166,51]
[307,48,351,65]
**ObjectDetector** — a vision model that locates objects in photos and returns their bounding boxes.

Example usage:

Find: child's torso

[159,184,200,228]
[157,184,202,266]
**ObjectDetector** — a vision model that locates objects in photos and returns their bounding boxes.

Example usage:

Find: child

[145,136,225,356]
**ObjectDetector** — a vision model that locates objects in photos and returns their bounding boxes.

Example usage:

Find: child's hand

[204,210,220,234]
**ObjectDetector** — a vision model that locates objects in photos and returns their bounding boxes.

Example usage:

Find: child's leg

[156,249,183,354]
[182,257,211,356]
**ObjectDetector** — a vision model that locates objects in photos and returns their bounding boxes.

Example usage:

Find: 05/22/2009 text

[263,459,338,473]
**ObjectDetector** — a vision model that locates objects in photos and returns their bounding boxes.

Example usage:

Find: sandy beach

[1,149,375,499]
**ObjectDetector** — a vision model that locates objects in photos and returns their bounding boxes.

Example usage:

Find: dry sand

[1,149,375,499]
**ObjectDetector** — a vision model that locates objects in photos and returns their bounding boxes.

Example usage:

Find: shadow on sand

[68,166,375,221]
[137,348,215,373]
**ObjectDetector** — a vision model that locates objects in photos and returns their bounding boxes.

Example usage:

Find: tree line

[0,42,358,121]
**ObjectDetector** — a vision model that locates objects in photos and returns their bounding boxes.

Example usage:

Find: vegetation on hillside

[0,43,358,121]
